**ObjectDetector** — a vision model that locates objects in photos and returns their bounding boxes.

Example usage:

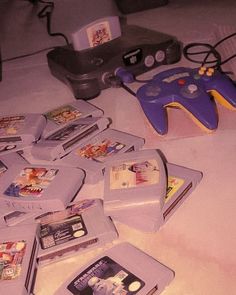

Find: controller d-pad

[180,83,200,99]
[145,85,161,97]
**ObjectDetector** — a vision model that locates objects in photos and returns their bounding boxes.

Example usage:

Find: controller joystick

[136,67,236,135]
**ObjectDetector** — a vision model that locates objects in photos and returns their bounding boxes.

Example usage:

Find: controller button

[178,79,186,86]
[144,55,155,67]
[206,68,215,76]
[187,84,198,94]
[145,85,161,97]
[198,67,207,75]
[194,74,201,80]
[208,67,214,73]
[155,50,165,62]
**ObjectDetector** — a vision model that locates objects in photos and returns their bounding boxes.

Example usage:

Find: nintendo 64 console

[47,24,181,100]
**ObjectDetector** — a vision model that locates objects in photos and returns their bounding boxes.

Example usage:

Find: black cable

[202,32,236,67]
[37,0,69,45]
[183,31,236,74]
[120,83,136,97]
[2,46,56,63]
[3,0,70,63]
[183,42,222,70]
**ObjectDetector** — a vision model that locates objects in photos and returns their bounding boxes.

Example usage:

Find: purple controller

[136,67,236,135]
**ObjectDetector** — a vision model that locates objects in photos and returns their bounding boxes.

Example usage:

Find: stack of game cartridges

[23,100,145,184]
[54,242,174,295]
[0,152,85,213]
[0,99,203,295]
[34,199,118,266]
[103,149,202,232]
[0,113,46,155]
[0,223,40,295]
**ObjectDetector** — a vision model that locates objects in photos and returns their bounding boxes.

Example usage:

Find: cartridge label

[0,240,26,280]
[165,176,185,203]
[77,139,125,162]
[45,105,82,125]
[0,115,25,136]
[36,200,95,249]
[87,21,112,48]
[4,167,58,198]
[67,256,145,294]
[110,159,160,189]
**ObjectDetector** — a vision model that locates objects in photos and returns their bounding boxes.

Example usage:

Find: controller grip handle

[209,77,236,109]
[140,101,168,135]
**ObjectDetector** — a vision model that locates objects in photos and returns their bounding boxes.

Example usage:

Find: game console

[103,149,202,232]
[0,163,85,212]
[31,117,110,161]
[136,66,236,135]
[42,100,104,138]
[0,223,39,295]
[47,23,181,100]
[0,113,46,154]
[59,128,145,183]
[54,242,174,295]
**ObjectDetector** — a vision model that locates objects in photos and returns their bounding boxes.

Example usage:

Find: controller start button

[188,84,198,94]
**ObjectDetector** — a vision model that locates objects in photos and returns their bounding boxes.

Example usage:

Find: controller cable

[37,0,69,46]
[110,68,154,97]
[2,46,56,63]
[2,0,69,63]
[118,31,236,96]
[183,32,236,78]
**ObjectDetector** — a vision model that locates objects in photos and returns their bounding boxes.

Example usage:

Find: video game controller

[136,67,236,135]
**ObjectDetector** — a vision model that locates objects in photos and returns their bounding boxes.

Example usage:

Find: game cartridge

[31,116,110,161]
[0,208,8,227]
[0,151,27,177]
[59,128,145,183]
[0,113,46,154]
[42,100,103,138]
[3,210,37,227]
[0,153,41,226]
[54,242,174,295]
[109,162,202,232]
[162,162,203,221]
[0,163,85,213]
[36,198,118,265]
[0,223,39,295]
[103,149,167,229]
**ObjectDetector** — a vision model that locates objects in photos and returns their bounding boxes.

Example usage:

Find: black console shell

[47,25,181,100]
